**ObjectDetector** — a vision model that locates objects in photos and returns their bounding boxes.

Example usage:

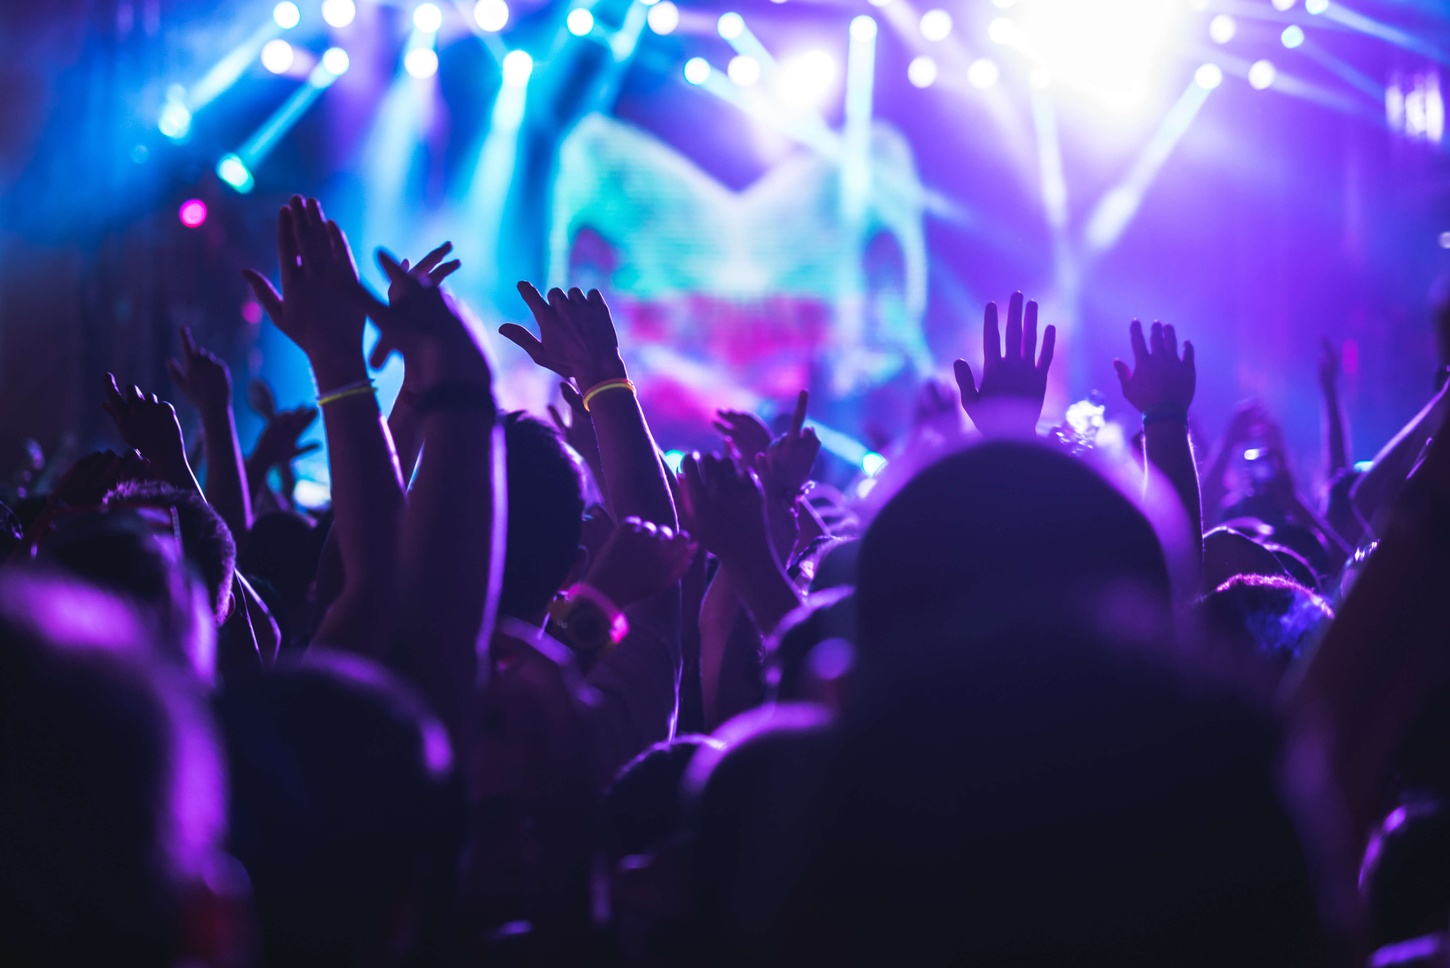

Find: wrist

[310,356,369,392]
[577,356,628,389]
[1141,403,1189,426]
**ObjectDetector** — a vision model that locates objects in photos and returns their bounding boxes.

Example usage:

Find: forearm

[698,565,739,728]
[311,359,405,652]
[200,407,252,540]
[1352,387,1448,533]
[393,408,501,734]
[1322,385,1350,479]
[723,546,802,641]
[582,365,677,529]
[387,392,425,486]
[1145,421,1203,552]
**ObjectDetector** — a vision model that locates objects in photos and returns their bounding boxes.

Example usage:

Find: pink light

[179,199,208,228]
[241,300,264,325]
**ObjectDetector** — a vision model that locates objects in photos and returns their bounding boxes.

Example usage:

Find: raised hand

[754,390,820,500]
[502,283,626,389]
[242,196,366,385]
[102,374,192,487]
[1113,320,1196,415]
[166,327,232,416]
[251,405,320,471]
[368,241,462,382]
[1318,338,1341,392]
[547,381,601,475]
[954,292,1056,438]
[50,450,154,508]
[713,409,772,465]
[680,453,771,568]
[583,517,697,610]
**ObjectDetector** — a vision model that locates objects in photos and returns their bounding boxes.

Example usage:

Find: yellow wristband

[317,383,377,407]
[582,378,635,412]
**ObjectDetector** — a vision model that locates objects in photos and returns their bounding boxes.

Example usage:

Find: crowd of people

[4,193,1450,966]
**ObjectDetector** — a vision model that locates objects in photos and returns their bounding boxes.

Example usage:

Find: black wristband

[416,382,496,417]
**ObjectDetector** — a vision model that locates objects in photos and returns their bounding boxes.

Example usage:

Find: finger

[497,323,548,365]
[1182,340,1195,372]
[105,373,126,407]
[983,302,1001,366]
[567,287,586,306]
[1037,324,1057,375]
[1150,321,1165,356]
[547,288,569,315]
[560,381,587,414]
[130,384,145,403]
[547,404,567,432]
[790,389,809,437]
[1005,292,1024,362]
[415,241,453,276]
[277,207,300,278]
[325,220,354,271]
[953,359,979,408]
[166,358,186,388]
[149,393,160,406]
[429,260,462,285]
[1163,323,1178,359]
[242,269,284,322]
[1113,359,1132,391]
[180,326,197,358]
[399,259,411,273]
[287,197,315,271]
[516,281,551,319]
[1129,319,1148,366]
[368,335,395,370]
[376,248,417,289]
[712,420,732,437]
[1023,299,1039,364]
[587,289,607,310]
[294,442,322,457]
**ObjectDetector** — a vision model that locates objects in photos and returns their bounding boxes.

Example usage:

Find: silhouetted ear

[177,851,256,968]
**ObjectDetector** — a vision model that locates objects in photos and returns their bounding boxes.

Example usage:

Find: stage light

[1029,68,1051,88]
[474,0,508,31]
[850,15,877,41]
[718,12,744,40]
[1281,25,1305,48]
[322,0,356,28]
[1271,0,1296,9]
[414,3,443,32]
[993,0,1016,6]
[647,1,678,34]
[919,9,952,41]
[1248,59,1276,89]
[861,452,887,476]
[217,154,254,193]
[1016,0,1185,111]
[1194,63,1223,89]
[641,0,659,4]
[1209,14,1235,44]
[566,8,593,36]
[988,17,1017,45]
[867,0,892,7]
[1440,231,1450,249]
[322,47,350,74]
[778,49,837,107]
[728,54,760,87]
[502,49,533,85]
[178,199,208,228]
[404,47,438,78]
[968,59,1000,89]
[907,55,938,88]
[159,99,192,140]
[684,56,710,85]
[261,39,295,74]
[1305,0,1327,12]
[273,2,300,29]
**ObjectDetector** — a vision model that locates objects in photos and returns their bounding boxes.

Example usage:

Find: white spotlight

[1281,25,1305,48]
[1305,0,1328,12]
[867,0,892,6]
[727,54,760,87]
[322,46,351,75]
[405,47,439,78]
[907,55,938,88]
[968,58,1000,89]
[321,0,356,28]
[647,0,679,34]
[718,12,744,40]
[567,8,594,35]
[778,49,837,107]
[502,49,533,85]
[273,1,300,29]
[988,17,1015,45]
[919,9,952,41]
[261,38,295,74]
[1271,0,1296,10]
[1194,63,1223,89]
[1208,14,1235,44]
[413,3,443,33]
[1248,59,1276,89]
[850,15,878,40]
[684,57,711,85]
[474,0,509,31]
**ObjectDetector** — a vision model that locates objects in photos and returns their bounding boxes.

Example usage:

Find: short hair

[605,735,723,860]
[1202,574,1334,670]
[214,650,460,968]
[500,412,585,618]
[0,571,227,965]
[104,481,236,620]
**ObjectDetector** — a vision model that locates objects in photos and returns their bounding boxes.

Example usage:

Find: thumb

[953,359,979,409]
[166,358,186,389]
[1113,359,1132,391]
[368,335,395,370]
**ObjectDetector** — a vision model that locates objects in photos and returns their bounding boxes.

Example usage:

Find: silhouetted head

[765,587,858,705]
[1201,574,1333,673]
[104,481,236,623]
[857,441,1171,651]
[1361,797,1450,951]
[0,569,239,966]
[500,412,585,620]
[214,651,460,968]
